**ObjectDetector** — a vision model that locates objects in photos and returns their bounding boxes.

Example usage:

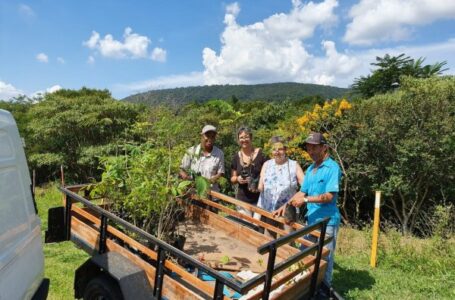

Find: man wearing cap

[179,125,225,192]
[274,132,341,290]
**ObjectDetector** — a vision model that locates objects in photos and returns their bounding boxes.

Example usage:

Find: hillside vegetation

[2,76,454,236]
[122,82,349,106]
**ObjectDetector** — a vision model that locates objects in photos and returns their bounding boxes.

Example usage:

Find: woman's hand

[237,176,249,185]
[273,204,286,218]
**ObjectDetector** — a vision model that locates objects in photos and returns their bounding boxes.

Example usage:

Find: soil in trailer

[177,219,275,273]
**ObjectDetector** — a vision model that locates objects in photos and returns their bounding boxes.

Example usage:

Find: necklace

[240,148,255,166]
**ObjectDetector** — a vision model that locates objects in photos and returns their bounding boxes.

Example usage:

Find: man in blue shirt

[274,132,341,289]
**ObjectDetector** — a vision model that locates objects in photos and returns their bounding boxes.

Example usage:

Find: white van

[0,109,48,299]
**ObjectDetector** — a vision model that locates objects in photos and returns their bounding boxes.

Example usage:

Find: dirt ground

[177,219,273,273]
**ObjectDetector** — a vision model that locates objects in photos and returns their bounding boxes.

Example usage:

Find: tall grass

[36,184,89,300]
[335,225,455,299]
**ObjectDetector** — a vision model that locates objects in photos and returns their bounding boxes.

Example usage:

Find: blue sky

[1,0,455,100]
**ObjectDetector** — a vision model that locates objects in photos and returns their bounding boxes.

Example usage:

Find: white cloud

[0,81,63,101]
[113,72,204,95]
[111,38,455,99]
[310,41,362,85]
[87,55,95,64]
[57,57,65,64]
[0,81,25,100]
[225,2,240,20]
[151,47,167,62]
[36,53,48,63]
[46,85,62,93]
[202,0,340,85]
[83,31,100,48]
[107,0,455,99]
[319,38,455,88]
[18,4,35,18]
[31,85,63,100]
[344,0,455,46]
[83,27,163,60]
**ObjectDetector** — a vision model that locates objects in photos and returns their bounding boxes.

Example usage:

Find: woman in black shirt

[230,127,267,216]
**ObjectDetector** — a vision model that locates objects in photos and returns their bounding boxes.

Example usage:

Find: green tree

[93,142,188,241]
[26,88,142,182]
[338,76,455,234]
[352,54,448,98]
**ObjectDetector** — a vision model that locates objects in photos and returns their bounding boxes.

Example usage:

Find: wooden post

[370,191,381,268]
[60,165,66,206]
[32,169,36,195]
[60,165,65,187]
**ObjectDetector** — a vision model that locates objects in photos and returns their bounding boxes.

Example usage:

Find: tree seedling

[220,255,230,265]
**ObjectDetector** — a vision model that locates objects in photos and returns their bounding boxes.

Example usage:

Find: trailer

[46,184,334,300]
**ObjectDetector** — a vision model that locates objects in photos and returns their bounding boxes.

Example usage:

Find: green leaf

[177,180,192,190]
[170,187,178,197]
[195,176,209,197]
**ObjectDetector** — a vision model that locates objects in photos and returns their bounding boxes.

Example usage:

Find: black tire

[83,274,124,300]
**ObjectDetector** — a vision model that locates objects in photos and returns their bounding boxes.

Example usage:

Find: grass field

[36,184,455,299]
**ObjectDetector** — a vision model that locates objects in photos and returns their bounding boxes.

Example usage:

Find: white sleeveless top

[257,159,298,212]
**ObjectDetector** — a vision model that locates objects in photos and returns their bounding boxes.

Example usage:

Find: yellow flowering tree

[273,99,352,222]
[278,99,352,164]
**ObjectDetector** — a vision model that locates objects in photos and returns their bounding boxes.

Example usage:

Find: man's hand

[290,197,305,208]
[179,170,191,180]
[210,174,222,183]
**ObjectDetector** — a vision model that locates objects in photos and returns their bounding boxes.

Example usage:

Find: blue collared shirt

[301,157,341,226]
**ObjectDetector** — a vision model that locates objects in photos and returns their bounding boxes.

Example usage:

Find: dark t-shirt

[231,149,268,203]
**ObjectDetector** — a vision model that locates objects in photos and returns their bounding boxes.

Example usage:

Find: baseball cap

[201,124,217,134]
[304,132,327,145]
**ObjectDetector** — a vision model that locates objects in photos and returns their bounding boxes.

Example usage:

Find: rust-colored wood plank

[71,207,228,299]
[69,192,326,300]
[106,240,205,300]
[193,196,317,251]
[275,263,326,300]
[188,202,298,261]
[209,191,324,240]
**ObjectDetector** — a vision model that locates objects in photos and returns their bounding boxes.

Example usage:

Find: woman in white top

[257,136,304,236]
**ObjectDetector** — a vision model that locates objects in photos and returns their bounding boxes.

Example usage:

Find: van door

[0,110,45,300]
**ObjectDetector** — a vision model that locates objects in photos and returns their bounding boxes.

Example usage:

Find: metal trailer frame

[47,185,335,300]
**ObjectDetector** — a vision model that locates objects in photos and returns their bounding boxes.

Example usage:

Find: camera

[240,168,251,179]
[247,177,259,193]
[284,204,297,225]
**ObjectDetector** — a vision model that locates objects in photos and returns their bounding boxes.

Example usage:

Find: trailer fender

[45,206,66,243]
[74,251,154,300]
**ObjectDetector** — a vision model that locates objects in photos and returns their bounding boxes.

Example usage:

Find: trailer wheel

[83,274,124,300]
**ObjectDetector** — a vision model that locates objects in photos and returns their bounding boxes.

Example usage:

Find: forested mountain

[122,82,349,105]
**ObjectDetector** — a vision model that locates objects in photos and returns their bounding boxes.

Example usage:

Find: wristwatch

[303,197,309,203]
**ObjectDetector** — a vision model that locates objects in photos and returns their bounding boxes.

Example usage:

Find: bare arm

[296,162,304,185]
[180,150,192,180]
[258,161,267,192]
[210,172,224,183]
[230,169,239,184]
[230,153,248,185]
[290,191,334,207]
[307,192,334,203]
[179,169,190,180]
